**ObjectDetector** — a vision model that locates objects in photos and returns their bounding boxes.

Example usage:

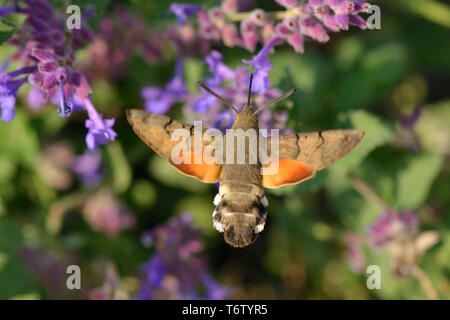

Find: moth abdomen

[212,188,269,247]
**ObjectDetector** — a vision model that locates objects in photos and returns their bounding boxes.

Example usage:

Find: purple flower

[28,48,67,93]
[137,213,230,300]
[275,0,300,8]
[84,99,117,150]
[193,51,236,113]
[83,189,135,237]
[27,86,46,109]
[242,36,284,94]
[0,62,36,122]
[0,6,15,17]
[205,51,235,80]
[142,57,187,114]
[71,150,104,188]
[175,0,370,54]
[344,233,366,273]
[401,104,424,129]
[0,76,28,122]
[1,0,117,150]
[168,3,202,25]
[367,210,419,248]
[19,247,84,299]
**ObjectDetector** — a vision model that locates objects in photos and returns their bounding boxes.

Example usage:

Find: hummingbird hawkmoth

[126,75,364,248]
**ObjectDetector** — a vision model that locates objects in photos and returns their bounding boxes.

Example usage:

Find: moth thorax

[212,193,268,248]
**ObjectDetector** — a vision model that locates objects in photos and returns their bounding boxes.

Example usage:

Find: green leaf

[0,257,35,299]
[105,141,132,194]
[0,219,24,254]
[184,58,205,94]
[0,110,39,168]
[332,110,395,173]
[415,100,450,155]
[0,18,16,46]
[395,153,444,209]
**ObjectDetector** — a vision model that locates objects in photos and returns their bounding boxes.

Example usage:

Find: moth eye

[213,193,221,206]
[254,223,265,234]
[261,196,269,208]
[213,219,225,233]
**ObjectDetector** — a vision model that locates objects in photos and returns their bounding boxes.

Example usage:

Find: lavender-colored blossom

[401,104,424,129]
[89,263,130,300]
[137,213,230,300]
[367,210,419,248]
[84,6,165,80]
[344,233,366,273]
[182,51,289,132]
[142,57,187,114]
[83,189,135,237]
[171,0,370,53]
[1,0,115,149]
[0,6,15,17]
[84,99,117,150]
[0,64,35,122]
[71,150,104,188]
[168,3,203,25]
[19,247,84,299]
[242,36,284,94]
[27,86,46,109]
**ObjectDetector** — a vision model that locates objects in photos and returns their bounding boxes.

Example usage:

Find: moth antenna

[247,73,253,106]
[253,88,297,115]
[198,81,238,113]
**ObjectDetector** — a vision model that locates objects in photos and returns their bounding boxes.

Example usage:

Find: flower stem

[348,173,391,210]
[411,265,438,300]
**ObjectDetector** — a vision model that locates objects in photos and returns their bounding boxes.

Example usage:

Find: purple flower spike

[0,6,15,17]
[242,36,284,94]
[142,58,187,114]
[349,13,368,29]
[27,86,46,109]
[401,104,424,129]
[205,51,235,80]
[168,3,202,25]
[275,0,300,8]
[72,150,103,188]
[367,210,419,248]
[83,189,135,237]
[344,233,366,273]
[137,213,230,300]
[0,77,27,123]
[0,94,16,122]
[84,99,117,150]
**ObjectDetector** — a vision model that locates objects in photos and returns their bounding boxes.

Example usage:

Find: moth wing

[126,109,223,183]
[263,129,364,188]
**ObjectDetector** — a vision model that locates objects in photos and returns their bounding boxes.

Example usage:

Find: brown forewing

[275,129,365,172]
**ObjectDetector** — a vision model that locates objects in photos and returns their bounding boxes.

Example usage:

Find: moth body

[213,105,269,247]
